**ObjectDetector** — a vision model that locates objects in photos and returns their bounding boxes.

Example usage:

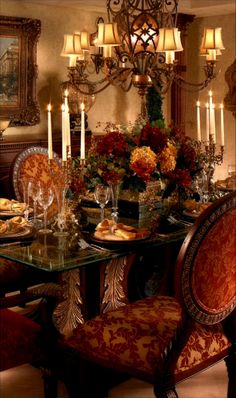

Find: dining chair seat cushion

[64,295,230,382]
[0,308,42,371]
[64,295,183,379]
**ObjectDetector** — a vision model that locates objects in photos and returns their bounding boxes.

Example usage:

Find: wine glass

[94,184,110,221]
[27,179,42,226]
[37,185,54,234]
[19,179,30,220]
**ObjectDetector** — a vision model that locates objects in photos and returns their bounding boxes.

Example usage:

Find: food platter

[90,231,151,247]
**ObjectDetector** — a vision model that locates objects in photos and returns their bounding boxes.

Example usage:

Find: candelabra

[200,134,224,200]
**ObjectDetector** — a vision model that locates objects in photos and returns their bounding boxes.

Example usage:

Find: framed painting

[0,16,41,126]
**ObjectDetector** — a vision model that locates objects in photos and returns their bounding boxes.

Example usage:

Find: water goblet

[19,179,31,220]
[27,179,42,226]
[37,185,54,234]
[94,184,110,221]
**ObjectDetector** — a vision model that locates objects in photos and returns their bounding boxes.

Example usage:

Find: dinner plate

[0,226,33,241]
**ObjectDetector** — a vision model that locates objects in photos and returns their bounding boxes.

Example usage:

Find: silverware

[78,238,110,253]
[167,215,193,227]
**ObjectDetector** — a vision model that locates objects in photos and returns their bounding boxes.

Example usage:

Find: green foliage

[147,86,164,123]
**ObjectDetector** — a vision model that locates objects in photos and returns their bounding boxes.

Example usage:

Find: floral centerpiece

[72,119,202,204]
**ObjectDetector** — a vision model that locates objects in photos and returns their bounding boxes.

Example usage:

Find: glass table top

[0,219,189,272]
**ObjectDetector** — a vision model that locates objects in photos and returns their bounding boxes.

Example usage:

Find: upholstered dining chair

[0,146,60,311]
[0,308,57,398]
[11,145,61,221]
[59,191,236,398]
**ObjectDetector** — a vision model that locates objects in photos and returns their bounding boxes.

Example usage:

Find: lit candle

[64,90,71,158]
[80,102,85,160]
[212,103,216,143]
[209,90,215,142]
[220,103,225,146]
[206,103,210,142]
[196,101,201,141]
[61,104,67,162]
[47,103,53,159]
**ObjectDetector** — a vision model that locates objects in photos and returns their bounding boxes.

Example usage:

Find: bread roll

[94,230,122,241]
[114,229,137,240]
[11,202,27,212]
[0,198,12,211]
[0,220,8,234]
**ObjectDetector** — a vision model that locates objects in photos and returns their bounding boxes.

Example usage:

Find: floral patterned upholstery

[12,146,61,221]
[0,308,42,371]
[61,193,236,397]
[191,208,236,315]
[65,296,183,378]
[65,296,230,382]
[178,193,236,325]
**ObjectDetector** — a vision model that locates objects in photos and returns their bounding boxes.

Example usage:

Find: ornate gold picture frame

[0,16,41,126]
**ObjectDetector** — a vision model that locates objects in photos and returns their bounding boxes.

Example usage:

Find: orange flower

[130,147,157,181]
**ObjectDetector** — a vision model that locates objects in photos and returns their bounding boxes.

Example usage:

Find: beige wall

[1,0,141,139]
[184,13,236,180]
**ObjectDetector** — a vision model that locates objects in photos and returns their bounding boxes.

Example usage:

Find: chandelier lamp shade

[61,0,225,119]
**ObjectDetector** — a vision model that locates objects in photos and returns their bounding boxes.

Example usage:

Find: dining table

[0,214,190,337]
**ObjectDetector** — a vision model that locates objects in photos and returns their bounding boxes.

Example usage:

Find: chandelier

[61,0,225,119]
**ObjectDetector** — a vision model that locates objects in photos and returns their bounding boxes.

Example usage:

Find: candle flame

[61,104,65,111]
[65,89,68,97]
[209,90,213,96]
[47,104,52,112]
[196,101,200,106]
[81,102,85,111]
[220,103,224,109]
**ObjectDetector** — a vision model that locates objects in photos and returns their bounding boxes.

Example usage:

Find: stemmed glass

[20,179,30,220]
[27,179,42,226]
[37,185,54,234]
[94,184,110,221]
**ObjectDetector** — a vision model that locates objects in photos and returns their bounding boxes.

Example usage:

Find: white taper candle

[80,102,85,160]
[47,103,53,160]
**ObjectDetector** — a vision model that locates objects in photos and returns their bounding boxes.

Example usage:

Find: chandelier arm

[73,80,112,95]
[106,67,133,91]
[173,74,215,92]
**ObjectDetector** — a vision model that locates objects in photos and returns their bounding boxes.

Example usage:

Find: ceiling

[6,0,236,16]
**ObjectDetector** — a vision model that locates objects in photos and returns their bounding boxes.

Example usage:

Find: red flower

[177,141,197,172]
[166,168,192,187]
[138,124,168,154]
[96,131,128,158]
[130,159,155,182]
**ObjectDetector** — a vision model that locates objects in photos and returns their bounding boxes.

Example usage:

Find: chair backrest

[174,191,236,325]
[11,146,61,220]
